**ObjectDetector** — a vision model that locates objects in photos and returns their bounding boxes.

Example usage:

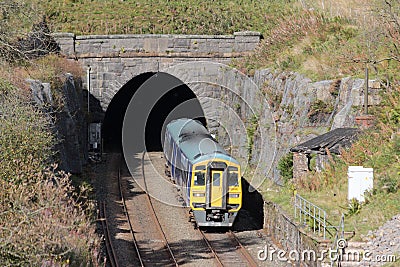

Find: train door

[210,169,223,208]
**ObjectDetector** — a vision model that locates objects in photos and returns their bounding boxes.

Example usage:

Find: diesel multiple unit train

[163,118,242,227]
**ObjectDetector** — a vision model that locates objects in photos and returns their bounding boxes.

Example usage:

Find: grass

[42,0,301,35]
[260,114,400,241]
[39,0,400,81]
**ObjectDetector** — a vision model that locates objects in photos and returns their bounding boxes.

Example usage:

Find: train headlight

[193,192,205,197]
[228,193,240,198]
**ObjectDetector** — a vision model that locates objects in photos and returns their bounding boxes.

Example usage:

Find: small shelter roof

[290,128,360,155]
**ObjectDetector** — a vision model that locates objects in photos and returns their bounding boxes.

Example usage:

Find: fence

[331,213,345,267]
[294,194,343,240]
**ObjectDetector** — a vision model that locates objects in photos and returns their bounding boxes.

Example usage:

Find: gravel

[359,214,400,266]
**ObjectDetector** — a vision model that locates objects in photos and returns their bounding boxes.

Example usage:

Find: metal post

[299,197,302,223]
[324,211,326,239]
[87,66,91,114]
[318,209,321,236]
[313,206,316,233]
[364,67,369,114]
[87,66,91,151]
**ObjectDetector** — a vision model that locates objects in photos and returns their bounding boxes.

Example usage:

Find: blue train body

[163,118,242,227]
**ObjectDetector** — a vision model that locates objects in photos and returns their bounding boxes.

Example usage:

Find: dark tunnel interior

[102,72,206,152]
[103,72,155,152]
[144,84,206,151]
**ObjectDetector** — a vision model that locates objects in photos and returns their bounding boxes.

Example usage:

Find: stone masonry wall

[53,31,261,114]
[53,33,382,183]
[264,201,331,267]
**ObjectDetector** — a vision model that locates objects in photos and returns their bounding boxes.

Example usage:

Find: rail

[141,152,179,266]
[197,229,224,267]
[117,167,144,266]
[227,230,259,267]
[98,201,118,267]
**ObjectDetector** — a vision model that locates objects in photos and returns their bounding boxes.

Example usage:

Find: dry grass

[0,62,100,266]
[302,0,372,17]
[0,166,100,266]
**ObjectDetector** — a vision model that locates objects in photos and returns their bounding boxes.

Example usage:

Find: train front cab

[190,160,242,227]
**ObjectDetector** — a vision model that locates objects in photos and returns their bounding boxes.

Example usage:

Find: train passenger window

[212,173,220,186]
[228,167,239,186]
[194,172,205,185]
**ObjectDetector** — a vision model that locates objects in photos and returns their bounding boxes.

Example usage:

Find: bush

[278,152,293,184]
[0,83,99,266]
[0,87,54,183]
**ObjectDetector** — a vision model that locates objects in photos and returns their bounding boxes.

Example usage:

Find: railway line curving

[97,152,265,266]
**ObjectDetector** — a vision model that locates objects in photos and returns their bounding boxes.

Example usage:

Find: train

[163,118,242,227]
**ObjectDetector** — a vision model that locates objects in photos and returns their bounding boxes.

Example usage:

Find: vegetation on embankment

[43,0,297,36]
[234,0,400,82]
[0,78,100,265]
[0,2,100,265]
[262,84,400,241]
[41,0,400,81]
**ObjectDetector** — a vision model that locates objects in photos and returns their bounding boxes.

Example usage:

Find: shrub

[346,198,362,217]
[278,152,293,184]
[0,83,100,266]
[0,166,99,266]
[307,99,334,123]
[0,87,54,183]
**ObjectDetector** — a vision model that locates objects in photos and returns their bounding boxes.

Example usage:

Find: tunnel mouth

[103,72,206,153]
[103,72,155,152]
[144,83,206,152]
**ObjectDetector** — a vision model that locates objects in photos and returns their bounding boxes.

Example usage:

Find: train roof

[166,118,239,165]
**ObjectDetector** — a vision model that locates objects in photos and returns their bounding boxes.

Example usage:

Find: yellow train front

[163,118,242,227]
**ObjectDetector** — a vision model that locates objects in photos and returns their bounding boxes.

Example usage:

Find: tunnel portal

[103,72,206,153]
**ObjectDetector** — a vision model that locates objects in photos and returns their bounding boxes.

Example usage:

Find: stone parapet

[53,31,261,58]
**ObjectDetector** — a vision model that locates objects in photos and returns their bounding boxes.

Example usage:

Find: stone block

[52,33,75,56]
[233,42,246,52]
[174,38,190,48]
[234,31,261,43]
[143,38,169,52]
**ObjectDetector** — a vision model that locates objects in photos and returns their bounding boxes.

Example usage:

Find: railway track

[98,200,118,267]
[98,153,178,266]
[198,228,259,267]
[139,152,179,266]
[99,152,259,266]
[117,168,144,266]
